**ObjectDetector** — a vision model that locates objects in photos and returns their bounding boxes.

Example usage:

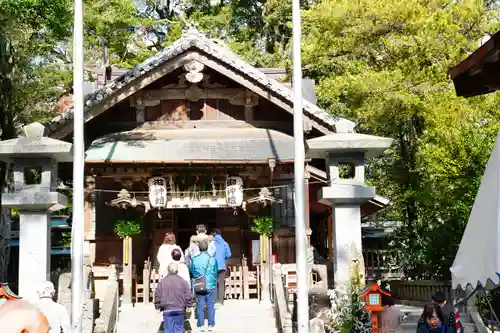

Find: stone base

[2,192,68,211]
[317,184,375,205]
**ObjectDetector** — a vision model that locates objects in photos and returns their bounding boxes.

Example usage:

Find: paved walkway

[116,299,276,333]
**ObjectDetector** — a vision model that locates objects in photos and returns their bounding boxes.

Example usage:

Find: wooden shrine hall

[38,27,393,303]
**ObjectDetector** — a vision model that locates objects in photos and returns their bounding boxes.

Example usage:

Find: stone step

[116,299,276,333]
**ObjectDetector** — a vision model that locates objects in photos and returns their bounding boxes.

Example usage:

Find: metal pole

[71,0,85,329]
[292,0,309,331]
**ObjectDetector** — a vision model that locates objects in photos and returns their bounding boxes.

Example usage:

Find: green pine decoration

[113,219,141,239]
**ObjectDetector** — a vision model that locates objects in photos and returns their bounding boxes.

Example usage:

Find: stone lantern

[307,132,392,287]
[0,123,72,300]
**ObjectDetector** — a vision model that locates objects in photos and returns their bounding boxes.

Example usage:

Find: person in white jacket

[36,281,71,333]
[157,232,184,278]
[170,248,191,286]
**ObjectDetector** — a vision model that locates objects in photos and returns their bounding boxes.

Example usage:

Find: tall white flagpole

[71,0,85,329]
[292,0,310,332]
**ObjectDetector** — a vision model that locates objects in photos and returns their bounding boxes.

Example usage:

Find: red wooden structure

[359,282,391,333]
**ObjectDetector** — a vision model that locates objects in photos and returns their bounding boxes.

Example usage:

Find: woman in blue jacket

[418,303,450,333]
[211,228,232,305]
[189,239,218,331]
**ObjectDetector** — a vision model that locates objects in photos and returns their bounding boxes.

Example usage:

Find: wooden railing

[137,257,261,303]
[389,280,453,304]
[363,249,403,280]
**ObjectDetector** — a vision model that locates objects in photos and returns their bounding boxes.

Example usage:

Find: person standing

[417,292,457,333]
[190,239,218,332]
[171,248,191,287]
[418,303,450,333]
[36,281,71,333]
[157,232,184,278]
[378,294,403,333]
[432,292,458,333]
[155,262,194,333]
[185,224,215,265]
[211,228,231,306]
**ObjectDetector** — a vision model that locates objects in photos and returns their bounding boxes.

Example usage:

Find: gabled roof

[45,27,355,138]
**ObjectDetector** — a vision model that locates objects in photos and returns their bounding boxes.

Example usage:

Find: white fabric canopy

[451,132,500,290]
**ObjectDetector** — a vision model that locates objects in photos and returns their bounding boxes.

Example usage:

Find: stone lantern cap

[0,122,73,163]
[306,133,393,159]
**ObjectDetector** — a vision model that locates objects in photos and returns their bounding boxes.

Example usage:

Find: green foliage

[251,216,276,237]
[1,0,499,282]
[113,219,142,239]
[328,277,372,333]
[54,231,72,248]
[300,0,500,279]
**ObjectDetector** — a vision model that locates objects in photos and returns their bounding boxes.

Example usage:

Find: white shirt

[157,244,184,277]
[166,262,191,287]
[37,297,71,333]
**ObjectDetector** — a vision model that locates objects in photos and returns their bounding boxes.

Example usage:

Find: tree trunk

[0,32,16,283]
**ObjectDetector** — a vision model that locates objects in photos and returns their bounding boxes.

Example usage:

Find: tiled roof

[46,27,355,134]
[85,128,296,163]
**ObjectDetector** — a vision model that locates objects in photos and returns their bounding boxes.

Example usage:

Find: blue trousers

[196,289,216,328]
[163,311,184,333]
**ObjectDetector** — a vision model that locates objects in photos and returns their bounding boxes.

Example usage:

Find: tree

[0,0,72,282]
[301,0,500,279]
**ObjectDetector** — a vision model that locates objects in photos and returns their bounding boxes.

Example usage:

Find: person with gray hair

[36,281,71,333]
[155,262,193,333]
[0,299,50,333]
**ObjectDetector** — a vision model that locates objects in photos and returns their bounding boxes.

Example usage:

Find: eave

[450,31,500,97]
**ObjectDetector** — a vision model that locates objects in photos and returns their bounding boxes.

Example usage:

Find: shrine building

[38,28,392,301]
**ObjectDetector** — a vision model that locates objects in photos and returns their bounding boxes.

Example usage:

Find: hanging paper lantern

[226,176,243,207]
[148,177,167,209]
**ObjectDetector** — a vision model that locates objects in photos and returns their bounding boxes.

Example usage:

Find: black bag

[193,256,212,295]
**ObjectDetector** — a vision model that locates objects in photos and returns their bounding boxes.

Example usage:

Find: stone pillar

[19,212,51,300]
[0,123,72,301]
[318,153,375,287]
[307,132,392,288]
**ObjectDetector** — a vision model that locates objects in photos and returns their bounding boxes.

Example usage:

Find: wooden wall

[144,99,246,122]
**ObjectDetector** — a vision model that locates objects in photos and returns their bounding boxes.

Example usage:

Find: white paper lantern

[226,176,243,207]
[148,177,167,208]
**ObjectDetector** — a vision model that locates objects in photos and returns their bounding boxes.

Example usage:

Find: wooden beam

[103,120,293,133]
[448,32,500,80]
[50,52,200,139]
[195,54,332,135]
[50,51,331,139]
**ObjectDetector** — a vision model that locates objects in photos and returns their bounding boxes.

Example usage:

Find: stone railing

[389,280,453,305]
[94,265,119,333]
[272,265,293,333]
[82,257,98,333]
[54,255,97,333]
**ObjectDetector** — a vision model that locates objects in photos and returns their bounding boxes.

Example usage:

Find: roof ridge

[46,29,355,135]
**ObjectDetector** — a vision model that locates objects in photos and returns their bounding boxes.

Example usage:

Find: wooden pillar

[122,236,133,305]
[327,209,333,265]
[260,235,270,300]
[143,260,150,304]
[84,176,96,260]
